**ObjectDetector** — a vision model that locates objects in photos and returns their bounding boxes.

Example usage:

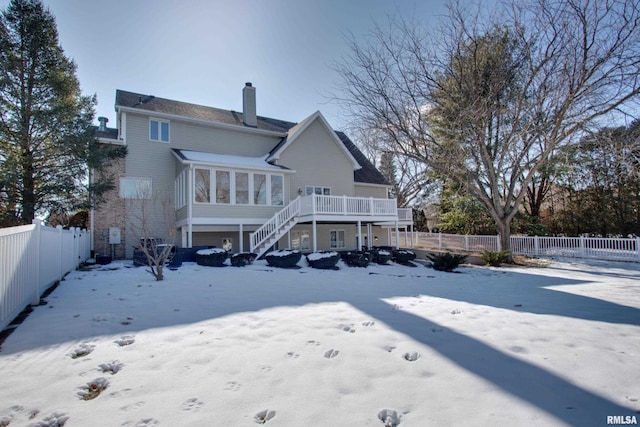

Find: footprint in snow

[77,377,109,400]
[99,360,124,375]
[254,409,276,424]
[224,381,241,391]
[324,349,339,359]
[121,418,159,427]
[69,344,94,359]
[115,336,135,346]
[30,412,69,427]
[403,351,420,362]
[340,324,356,333]
[378,409,402,426]
[362,321,375,327]
[180,398,203,412]
[285,352,300,359]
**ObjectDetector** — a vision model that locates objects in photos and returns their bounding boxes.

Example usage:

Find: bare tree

[127,189,176,281]
[334,0,640,258]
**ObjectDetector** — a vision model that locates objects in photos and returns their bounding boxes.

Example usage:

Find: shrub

[265,249,302,268]
[306,251,340,270]
[392,249,416,264]
[341,251,370,267]
[230,252,257,267]
[370,248,392,265]
[427,252,468,272]
[195,248,228,267]
[481,250,511,267]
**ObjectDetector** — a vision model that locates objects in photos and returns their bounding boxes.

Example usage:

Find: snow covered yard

[0,258,638,426]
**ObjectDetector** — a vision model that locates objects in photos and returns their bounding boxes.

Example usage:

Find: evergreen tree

[0,0,124,226]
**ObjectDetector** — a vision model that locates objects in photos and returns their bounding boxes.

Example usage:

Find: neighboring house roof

[113,89,389,186]
[172,149,293,173]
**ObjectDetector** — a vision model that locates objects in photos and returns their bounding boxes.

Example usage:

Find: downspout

[188,164,194,247]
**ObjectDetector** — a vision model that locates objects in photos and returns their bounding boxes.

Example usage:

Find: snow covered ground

[0,257,638,426]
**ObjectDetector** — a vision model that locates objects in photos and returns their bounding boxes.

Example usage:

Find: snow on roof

[173,149,291,172]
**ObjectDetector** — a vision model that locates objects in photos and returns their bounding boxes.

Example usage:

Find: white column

[357,221,362,251]
[312,220,317,252]
[188,165,193,248]
[404,227,408,248]
[239,223,244,252]
[367,223,372,249]
[410,225,414,248]
[394,221,399,249]
[287,229,291,249]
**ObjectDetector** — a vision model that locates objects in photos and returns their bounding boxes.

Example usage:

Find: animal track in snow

[254,409,276,424]
[285,351,300,359]
[384,345,397,353]
[403,352,420,362]
[30,412,69,427]
[259,365,273,372]
[306,340,321,347]
[451,309,462,315]
[119,401,145,412]
[115,335,135,346]
[99,360,124,374]
[68,344,94,359]
[362,321,375,327]
[77,377,109,400]
[180,398,203,412]
[224,381,241,391]
[324,349,340,359]
[122,418,159,427]
[340,324,356,333]
[378,409,401,426]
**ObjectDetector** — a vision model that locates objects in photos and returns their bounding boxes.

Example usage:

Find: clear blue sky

[2,0,448,130]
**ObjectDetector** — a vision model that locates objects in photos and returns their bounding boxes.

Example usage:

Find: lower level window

[330,230,345,249]
[292,230,310,251]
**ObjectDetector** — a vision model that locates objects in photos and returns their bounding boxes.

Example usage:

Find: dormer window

[149,118,169,142]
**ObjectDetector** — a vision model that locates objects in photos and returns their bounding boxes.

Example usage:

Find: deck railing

[299,195,398,217]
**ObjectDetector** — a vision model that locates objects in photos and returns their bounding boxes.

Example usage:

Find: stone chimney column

[242,82,257,127]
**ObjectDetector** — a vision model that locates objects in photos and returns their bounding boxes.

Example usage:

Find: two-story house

[92,83,413,259]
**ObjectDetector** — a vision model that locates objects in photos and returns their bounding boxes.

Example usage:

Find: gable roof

[115,90,293,134]
[114,89,389,186]
[267,111,361,170]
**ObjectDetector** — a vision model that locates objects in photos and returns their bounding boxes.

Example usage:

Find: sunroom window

[254,173,267,205]
[195,169,210,203]
[270,175,283,206]
[216,170,230,204]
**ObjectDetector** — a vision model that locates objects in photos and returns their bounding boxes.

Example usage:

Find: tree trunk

[495,218,513,263]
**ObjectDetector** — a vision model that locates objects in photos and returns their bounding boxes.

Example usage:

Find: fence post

[464,235,469,251]
[580,236,586,257]
[497,234,501,251]
[534,236,539,256]
[636,237,640,261]
[438,232,442,250]
[57,225,64,281]
[31,220,41,306]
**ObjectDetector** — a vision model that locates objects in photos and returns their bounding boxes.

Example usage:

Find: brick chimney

[242,82,257,127]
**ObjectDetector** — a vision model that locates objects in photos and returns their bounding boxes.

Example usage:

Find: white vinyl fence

[393,232,640,262]
[0,222,91,331]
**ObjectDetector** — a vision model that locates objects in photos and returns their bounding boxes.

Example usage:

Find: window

[149,119,169,142]
[216,170,230,204]
[270,175,283,206]
[254,173,266,205]
[292,230,310,251]
[305,186,331,196]
[120,177,152,199]
[330,230,345,249]
[235,172,249,204]
[195,169,211,203]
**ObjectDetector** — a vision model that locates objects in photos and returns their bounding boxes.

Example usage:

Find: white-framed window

[175,170,186,209]
[254,173,267,205]
[330,230,346,249]
[216,170,230,204]
[270,175,284,206]
[292,230,310,251]
[149,118,169,142]
[194,168,211,203]
[193,168,284,206]
[306,185,331,196]
[120,177,152,199]
[235,172,249,204]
